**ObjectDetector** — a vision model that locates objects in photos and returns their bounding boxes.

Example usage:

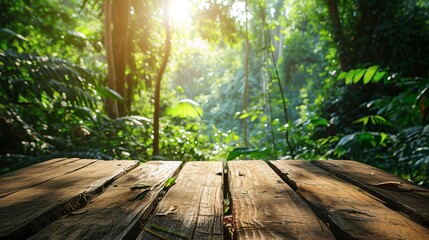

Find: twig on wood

[144,228,168,240]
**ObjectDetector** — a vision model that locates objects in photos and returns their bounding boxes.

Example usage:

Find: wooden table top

[0,158,428,239]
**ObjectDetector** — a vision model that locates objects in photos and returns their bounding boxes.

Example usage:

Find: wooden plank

[312,160,429,226]
[270,160,429,240]
[0,159,138,240]
[228,160,334,240]
[29,161,181,240]
[0,158,71,182]
[137,161,223,240]
[0,158,92,198]
[0,158,72,181]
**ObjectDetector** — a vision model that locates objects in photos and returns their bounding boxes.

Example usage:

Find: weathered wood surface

[0,159,138,240]
[312,160,429,226]
[270,160,429,240]
[228,160,334,240]
[1,159,429,240]
[137,161,224,240]
[29,161,181,240]
[0,158,82,198]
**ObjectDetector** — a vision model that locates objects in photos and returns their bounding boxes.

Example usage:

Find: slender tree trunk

[243,0,250,147]
[153,0,171,157]
[103,0,119,118]
[327,0,349,70]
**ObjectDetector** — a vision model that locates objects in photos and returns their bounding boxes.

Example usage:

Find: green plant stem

[266,29,295,159]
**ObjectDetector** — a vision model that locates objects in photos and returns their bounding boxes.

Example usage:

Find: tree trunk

[103,0,119,118]
[153,0,171,157]
[327,0,349,70]
[112,0,131,116]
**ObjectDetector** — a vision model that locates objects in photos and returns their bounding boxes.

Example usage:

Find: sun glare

[169,0,192,27]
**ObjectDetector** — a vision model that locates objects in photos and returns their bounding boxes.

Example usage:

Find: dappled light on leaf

[165,99,203,118]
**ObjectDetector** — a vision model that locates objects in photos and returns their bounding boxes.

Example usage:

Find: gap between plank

[126,161,185,239]
[222,161,236,240]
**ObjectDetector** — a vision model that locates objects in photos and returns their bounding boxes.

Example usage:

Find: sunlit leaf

[345,70,355,84]
[353,69,366,83]
[337,72,347,80]
[353,115,391,126]
[165,99,203,118]
[363,65,379,84]
[239,112,250,119]
[380,132,388,145]
[353,116,369,126]
[164,176,177,190]
[373,71,386,83]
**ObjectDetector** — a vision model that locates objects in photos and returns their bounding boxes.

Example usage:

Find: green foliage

[165,99,203,119]
[353,115,392,127]
[393,126,429,185]
[339,65,387,85]
[1,0,429,187]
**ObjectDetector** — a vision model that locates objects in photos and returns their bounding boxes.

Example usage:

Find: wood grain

[0,158,83,198]
[137,161,224,240]
[228,160,334,240]
[29,161,181,240]
[312,160,429,226]
[270,160,429,240]
[0,159,138,240]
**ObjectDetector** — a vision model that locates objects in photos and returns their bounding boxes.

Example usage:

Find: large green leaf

[165,99,203,118]
[96,86,124,101]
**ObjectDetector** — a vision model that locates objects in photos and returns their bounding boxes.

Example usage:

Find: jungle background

[1,0,428,186]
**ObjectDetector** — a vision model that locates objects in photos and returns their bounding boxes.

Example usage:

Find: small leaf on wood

[224,195,231,214]
[164,176,177,190]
